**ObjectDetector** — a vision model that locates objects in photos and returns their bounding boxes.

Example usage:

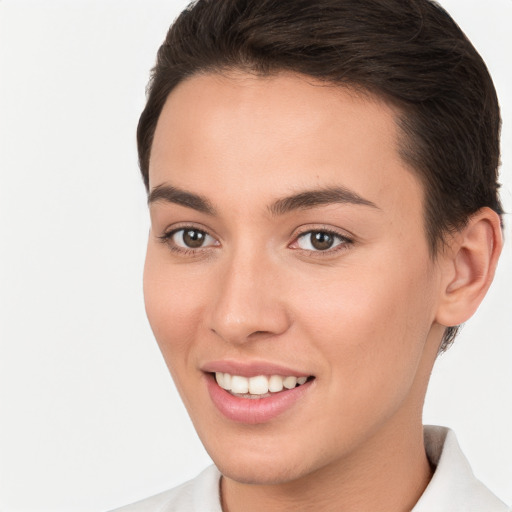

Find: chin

[216,457,311,486]
[202,432,321,486]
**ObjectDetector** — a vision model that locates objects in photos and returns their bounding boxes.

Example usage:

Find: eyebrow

[148,184,216,215]
[148,183,378,216]
[268,186,379,215]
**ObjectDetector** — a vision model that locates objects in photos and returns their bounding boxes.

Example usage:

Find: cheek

[290,255,436,414]
[143,245,207,369]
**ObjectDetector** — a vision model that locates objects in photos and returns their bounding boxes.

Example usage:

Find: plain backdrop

[0,1,511,510]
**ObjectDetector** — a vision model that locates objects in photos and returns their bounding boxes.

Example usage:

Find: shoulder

[109,465,222,512]
[413,425,510,512]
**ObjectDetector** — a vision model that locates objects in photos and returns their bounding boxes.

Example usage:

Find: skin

[143,72,502,511]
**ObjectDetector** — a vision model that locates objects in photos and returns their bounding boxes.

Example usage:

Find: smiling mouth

[213,372,314,399]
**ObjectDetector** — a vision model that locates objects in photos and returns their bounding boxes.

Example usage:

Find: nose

[208,251,291,344]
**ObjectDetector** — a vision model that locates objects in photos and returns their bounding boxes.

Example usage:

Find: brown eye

[170,228,217,249]
[310,232,334,250]
[296,230,348,252]
[182,229,206,248]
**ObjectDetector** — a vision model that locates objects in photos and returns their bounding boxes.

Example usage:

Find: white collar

[412,425,509,511]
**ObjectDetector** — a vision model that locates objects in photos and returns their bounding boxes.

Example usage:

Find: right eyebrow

[147,184,216,215]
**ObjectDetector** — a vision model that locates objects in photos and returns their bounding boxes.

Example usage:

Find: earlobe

[435,207,503,327]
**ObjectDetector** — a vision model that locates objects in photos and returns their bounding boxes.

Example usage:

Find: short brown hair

[137,0,504,349]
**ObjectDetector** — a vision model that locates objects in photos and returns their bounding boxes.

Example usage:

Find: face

[144,72,445,485]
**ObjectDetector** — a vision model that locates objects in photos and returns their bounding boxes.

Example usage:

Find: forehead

[149,71,424,222]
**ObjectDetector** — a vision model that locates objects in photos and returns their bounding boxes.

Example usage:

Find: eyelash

[292,228,353,256]
[158,226,218,256]
[158,226,353,257]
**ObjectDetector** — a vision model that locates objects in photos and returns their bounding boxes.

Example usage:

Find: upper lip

[201,360,312,378]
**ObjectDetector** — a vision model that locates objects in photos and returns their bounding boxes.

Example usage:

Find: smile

[205,369,315,424]
[215,372,310,398]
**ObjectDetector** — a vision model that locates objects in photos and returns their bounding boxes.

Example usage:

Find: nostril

[248,330,275,339]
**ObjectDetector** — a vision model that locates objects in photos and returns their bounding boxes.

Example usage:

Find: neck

[221,413,433,512]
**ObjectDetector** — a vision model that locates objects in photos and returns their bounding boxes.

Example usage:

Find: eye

[295,230,350,252]
[165,228,218,250]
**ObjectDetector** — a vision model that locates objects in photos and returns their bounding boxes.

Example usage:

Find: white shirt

[111,426,510,511]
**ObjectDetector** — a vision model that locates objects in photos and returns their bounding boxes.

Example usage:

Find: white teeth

[230,375,249,394]
[283,376,297,389]
[268,375,284,392]
[221,373,231,390]
[249,375,269,395]
[214,372,310,395]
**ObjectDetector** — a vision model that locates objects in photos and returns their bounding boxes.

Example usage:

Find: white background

[0,1,511,510]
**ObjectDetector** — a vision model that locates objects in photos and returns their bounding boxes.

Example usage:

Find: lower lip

[205,373,314,424]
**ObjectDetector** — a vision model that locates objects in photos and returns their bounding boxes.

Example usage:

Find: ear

[435,207,503,328]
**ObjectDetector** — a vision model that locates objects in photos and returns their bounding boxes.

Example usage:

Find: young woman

[113,1,509,510]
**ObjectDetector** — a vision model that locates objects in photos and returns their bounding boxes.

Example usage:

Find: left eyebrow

[268,186,379,216]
